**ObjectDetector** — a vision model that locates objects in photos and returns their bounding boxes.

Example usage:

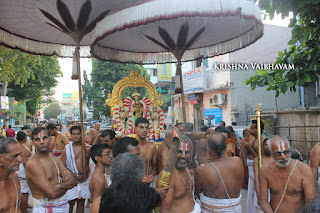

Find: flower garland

[113,105,125,135]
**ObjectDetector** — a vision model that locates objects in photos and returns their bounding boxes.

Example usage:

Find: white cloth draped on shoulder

[17,163,31,194]
[190,201,201,213]
[200,193,242,213]
[66,142,91,200]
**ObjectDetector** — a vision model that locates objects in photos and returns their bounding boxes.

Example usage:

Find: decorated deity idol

[131,90,145,119]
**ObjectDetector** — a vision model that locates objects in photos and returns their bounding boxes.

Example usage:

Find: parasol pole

[74,41,87,175]
[255,104,262,168]
[176,59,187,124]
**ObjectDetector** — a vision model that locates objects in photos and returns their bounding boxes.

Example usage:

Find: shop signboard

[182,66,206,93]
[188,94,198,105]
[0,96,9,110]
[157,63,171,81]
[203,108,222,126]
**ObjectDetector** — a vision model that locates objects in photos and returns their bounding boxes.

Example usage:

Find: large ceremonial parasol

[91,0,264,123]
[0,0,153,173]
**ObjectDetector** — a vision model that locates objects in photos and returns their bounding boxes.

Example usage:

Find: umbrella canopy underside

[0,0,153,57]
[91,0,263,64]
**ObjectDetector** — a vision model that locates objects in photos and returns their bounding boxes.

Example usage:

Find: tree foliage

[7,55,62,115]
[0,45,37,89]
[82,59,150,120]
[245,0,320,96]
[44,102,61,120]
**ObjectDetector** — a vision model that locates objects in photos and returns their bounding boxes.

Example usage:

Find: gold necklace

[175,168,192,197]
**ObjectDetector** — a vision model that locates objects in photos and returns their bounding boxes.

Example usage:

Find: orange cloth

[226,133,238,157]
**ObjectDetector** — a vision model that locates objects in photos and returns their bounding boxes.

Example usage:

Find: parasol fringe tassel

[91,0,263,64]
[92,23,263,64]
[0,28,91,57]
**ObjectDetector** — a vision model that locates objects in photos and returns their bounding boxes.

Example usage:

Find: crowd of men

[0,118,319,213]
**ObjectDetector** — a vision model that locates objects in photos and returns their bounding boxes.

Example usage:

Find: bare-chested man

[195,138,208,167]
[112,137,141,157]
[92,130,115,147]
[310,142,320,190]
[259,135,316,213]
[84,128,95,146]
[0,138,22,213]
[194,129,214,167]
[253,138,272,212]
[89,144,113,201]
[25,127,77,213]
[176,123,187,135]
[16,131,32,213]
[159,135,201,213]
[94,122,100,136]
[60,126,91,213]
[243,120,265,212]
[157,126,179,173]
[63,122,73,141]
[195,133,243,212]
[135,117,157,184]
[47,123,69,157]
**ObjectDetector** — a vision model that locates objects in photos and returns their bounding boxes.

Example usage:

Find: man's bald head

[267,135,290,153]
[207,133,226,157]
[205,129,215,138]
[176,123,186,134]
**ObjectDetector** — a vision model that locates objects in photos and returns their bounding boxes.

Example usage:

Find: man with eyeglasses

[89,144,113,200]
[259,135,315,213]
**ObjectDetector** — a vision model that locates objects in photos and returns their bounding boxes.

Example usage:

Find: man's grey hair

[0,138,17,154]
[165,126,179,139]
[267,135,290,153]
[179,135,193,151]
[110,153,145,185]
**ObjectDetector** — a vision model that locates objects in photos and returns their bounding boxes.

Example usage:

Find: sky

[54,58,91,101]
[53,13,292,102]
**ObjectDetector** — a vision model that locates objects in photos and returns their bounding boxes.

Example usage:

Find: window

[196,58,202,68]
[151,68,157,77]
[316,79,320,98]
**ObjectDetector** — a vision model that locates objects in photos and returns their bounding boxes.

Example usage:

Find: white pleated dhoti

[32,194,69,213]
[200,193,242,213]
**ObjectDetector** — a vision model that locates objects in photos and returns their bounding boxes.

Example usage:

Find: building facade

[174,24,303,130]
[61,93,72,119]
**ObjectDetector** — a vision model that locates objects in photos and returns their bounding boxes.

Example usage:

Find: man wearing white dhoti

[16,131,33,213]
[61,126,92,213]
[195,133,243,213]
[25,127,77,213]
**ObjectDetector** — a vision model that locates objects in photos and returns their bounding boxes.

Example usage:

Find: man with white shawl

[61,126,92,213]
[195,133,243,213]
